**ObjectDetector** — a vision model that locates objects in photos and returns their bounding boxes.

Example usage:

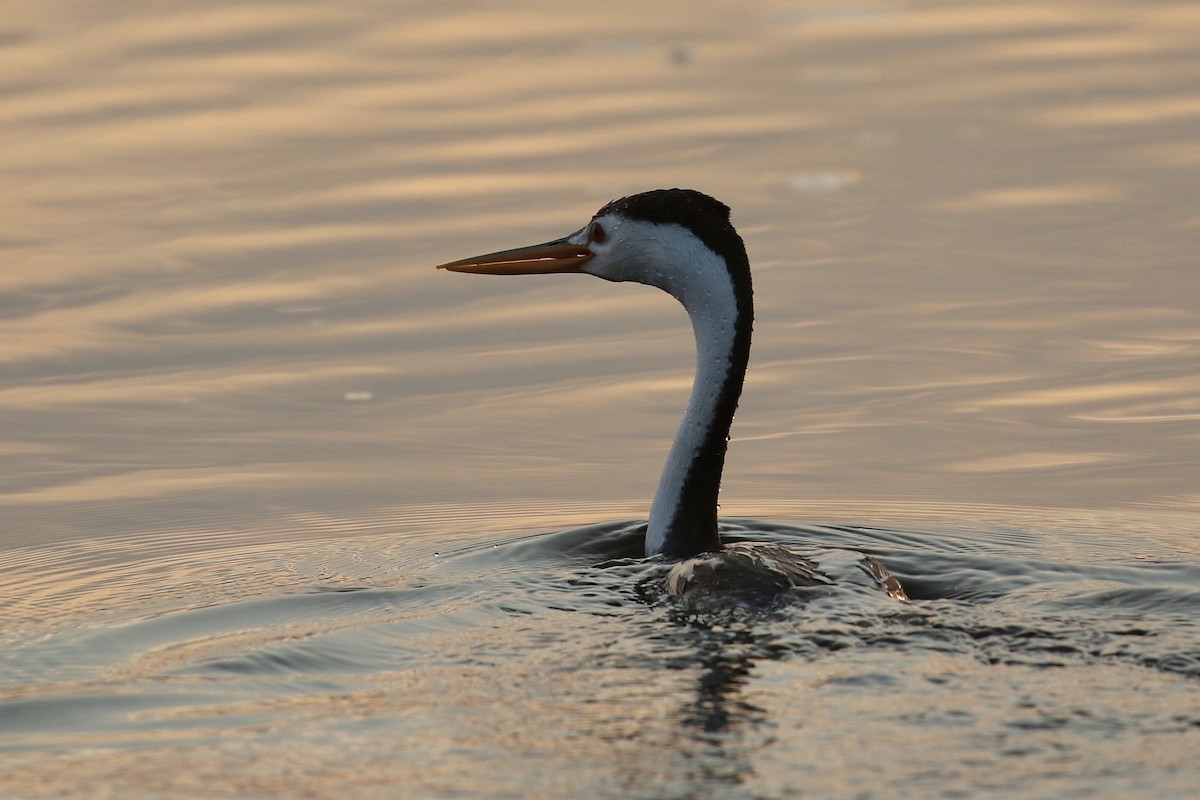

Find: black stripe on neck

[602,190,753,559]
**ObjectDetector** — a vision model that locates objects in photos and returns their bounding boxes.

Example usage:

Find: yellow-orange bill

[435,238,592,275]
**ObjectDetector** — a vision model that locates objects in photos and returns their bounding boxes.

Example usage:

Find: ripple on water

[0,513,1197,798]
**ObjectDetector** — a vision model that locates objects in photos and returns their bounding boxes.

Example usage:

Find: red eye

[590,222,606,243]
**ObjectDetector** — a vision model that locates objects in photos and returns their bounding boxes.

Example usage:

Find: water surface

[2,1,1198,797]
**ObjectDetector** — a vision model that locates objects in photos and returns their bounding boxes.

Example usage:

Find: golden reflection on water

[0,0,1197,546]
[2,4,1199,798]
[944,183,1123,210]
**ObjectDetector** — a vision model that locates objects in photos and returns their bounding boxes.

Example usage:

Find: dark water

[2,513,1197,798]
[2,0,1199,796]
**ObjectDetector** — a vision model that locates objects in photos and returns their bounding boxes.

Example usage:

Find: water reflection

[1,0,1199,796]
[4,514,1195,797]
[4,0,1198,542]
[674,635,765,790]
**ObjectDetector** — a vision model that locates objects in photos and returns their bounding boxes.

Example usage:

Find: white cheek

[582,218,727,297]
[585,245,640,283]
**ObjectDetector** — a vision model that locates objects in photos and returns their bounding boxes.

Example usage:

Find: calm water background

[2,1,1198,797]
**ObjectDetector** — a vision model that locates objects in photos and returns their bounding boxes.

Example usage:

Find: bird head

[435,189,749,307]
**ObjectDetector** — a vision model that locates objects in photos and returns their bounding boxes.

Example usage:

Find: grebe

[438,189,905,600]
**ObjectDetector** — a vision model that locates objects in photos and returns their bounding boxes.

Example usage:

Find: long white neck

[578,210,752,559]
[643,247,747,557]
